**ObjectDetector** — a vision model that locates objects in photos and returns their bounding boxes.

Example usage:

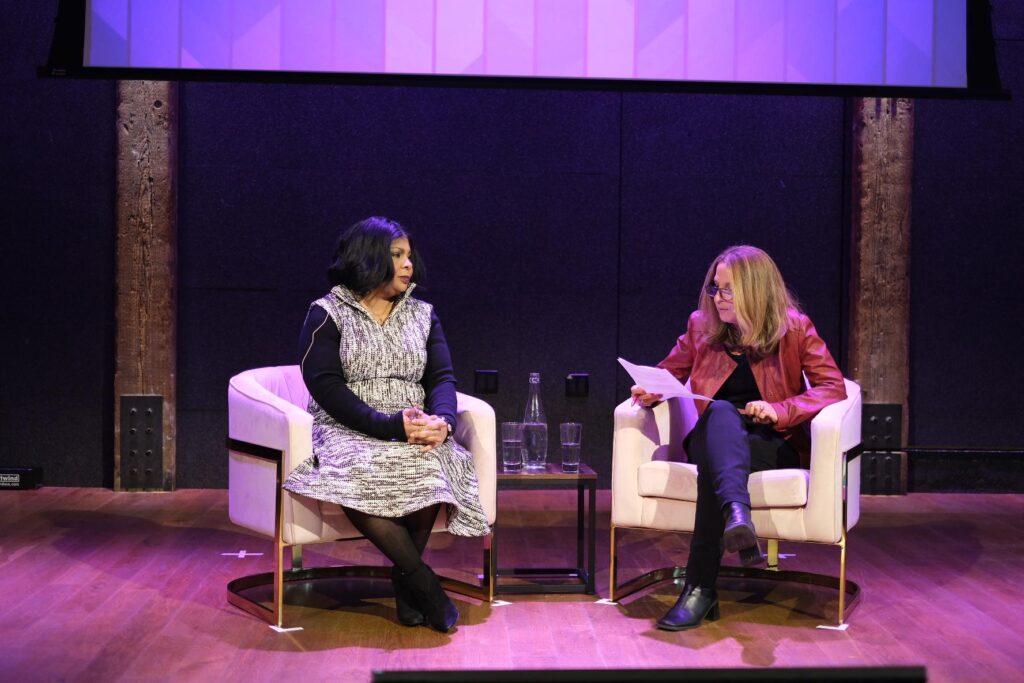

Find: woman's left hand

[407,411,449,452]
[742,400,778,425]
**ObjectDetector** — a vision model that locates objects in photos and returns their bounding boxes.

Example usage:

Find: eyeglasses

[705,283,734,302]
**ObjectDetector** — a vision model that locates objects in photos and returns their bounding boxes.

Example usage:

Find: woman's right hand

[403,407,428,444]
[402,407,447,452]
[630,385,663,409]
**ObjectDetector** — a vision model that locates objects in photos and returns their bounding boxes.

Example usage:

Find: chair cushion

[637,461,809,508]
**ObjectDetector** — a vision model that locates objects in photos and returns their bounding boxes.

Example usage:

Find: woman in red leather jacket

[630,245,847,631]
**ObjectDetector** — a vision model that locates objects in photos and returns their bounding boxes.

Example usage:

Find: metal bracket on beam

[863,403,902,451]
[120,395,164,491]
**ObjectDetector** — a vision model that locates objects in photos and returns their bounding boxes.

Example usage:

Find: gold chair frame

[609,450,862,627]
[226,438,494,629]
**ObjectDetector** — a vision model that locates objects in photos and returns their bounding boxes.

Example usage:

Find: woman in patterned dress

[284,216,489,632]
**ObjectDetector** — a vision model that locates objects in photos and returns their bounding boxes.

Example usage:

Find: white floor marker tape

[816,623,850,631]
[221,550,264,558]
[490,599,512,607]
[595,598,618,605]
[269,625,304,633]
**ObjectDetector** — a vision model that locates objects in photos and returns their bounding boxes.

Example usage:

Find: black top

[714,350,762,409]
[298,304,458,442]
[712,349,799,469]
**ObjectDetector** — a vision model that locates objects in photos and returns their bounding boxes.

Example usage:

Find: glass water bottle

[522,372,548,469]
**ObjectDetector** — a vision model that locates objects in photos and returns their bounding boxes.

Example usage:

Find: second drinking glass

[559,422,582,473]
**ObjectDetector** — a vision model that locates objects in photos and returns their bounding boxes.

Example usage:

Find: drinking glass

[501,422,525,471]
[559,422,582,473]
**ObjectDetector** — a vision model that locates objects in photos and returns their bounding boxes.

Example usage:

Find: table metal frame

[490,463,597,595]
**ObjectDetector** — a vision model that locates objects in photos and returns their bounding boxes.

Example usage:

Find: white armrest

[228,370,314,537]
[455,392,497,525]
[805,378,862,541]
[228,375,313,478]
[611,397,691,527]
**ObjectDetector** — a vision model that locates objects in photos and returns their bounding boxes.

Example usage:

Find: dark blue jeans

[683,400,799,588]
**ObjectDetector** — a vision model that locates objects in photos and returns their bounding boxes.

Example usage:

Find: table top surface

[496,462,597,481]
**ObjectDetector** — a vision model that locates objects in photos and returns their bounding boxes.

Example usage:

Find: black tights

[343,504,441,574]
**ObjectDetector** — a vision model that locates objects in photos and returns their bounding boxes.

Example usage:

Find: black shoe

[404,563,459,632]
[391,566,427,627]
[722,502,765,567]
[656,585,720,631]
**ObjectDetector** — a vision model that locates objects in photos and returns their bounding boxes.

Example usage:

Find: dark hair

[327,216,424,295]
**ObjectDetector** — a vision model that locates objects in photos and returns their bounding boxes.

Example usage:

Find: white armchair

[609,378,862,625]
[226,365,497,628]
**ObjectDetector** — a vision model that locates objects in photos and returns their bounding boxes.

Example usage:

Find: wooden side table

[491,462,597,595]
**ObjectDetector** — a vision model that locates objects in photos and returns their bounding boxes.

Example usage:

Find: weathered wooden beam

[113,81,178,491]
[848,97,914,448]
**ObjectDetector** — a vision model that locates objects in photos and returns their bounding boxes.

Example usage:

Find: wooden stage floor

[1,487,1021,682]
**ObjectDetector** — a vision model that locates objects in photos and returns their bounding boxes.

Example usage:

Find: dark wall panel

[178,85,621,486]
[0,2,116,486]
[910,32,1024,448]
[418,169,621,477]
[618,94,846,400]
[178,84,847,486]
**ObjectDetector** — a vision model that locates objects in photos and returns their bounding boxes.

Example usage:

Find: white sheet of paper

[617,357,713,402]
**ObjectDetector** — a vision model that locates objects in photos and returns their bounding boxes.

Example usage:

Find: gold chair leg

[767,539,780,571]
[274,539,285,627]
[609,525,618,602]
[484,533,495,602]
[838,529,848,626]
[608,525,687,603]
[273,479,285,628]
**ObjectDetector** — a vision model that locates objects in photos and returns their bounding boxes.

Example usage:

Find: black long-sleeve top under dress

[281,284,489,537]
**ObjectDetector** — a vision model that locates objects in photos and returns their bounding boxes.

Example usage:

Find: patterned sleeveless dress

[282,284,489,537]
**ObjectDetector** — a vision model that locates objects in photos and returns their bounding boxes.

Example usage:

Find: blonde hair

[698,245,800,357]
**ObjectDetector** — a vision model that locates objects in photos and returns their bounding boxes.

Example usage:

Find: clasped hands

[629,385,778,425]
[402,407,449,452]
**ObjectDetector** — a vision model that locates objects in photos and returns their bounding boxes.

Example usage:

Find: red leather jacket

[657,309,847,466]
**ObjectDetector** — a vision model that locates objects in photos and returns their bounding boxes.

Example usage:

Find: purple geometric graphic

[836,0,885,85]
[334,0,385,74]
[84,0,967,87]
[485,0,534,76]
[85,0,128,67]
[535,0,587,78]
[785,0,835,84]
[437,0,484,75]
[736,0,784,83]
[587,0,634,78]
[887,0,935,86]
[687,0,735,81]
[635,0,686,80]
[281,0,332,72]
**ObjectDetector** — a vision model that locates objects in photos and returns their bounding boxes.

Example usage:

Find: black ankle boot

[391,566,426,627]
[656,585,720,631]
[722,502,765,567]
[404,563,459,632]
